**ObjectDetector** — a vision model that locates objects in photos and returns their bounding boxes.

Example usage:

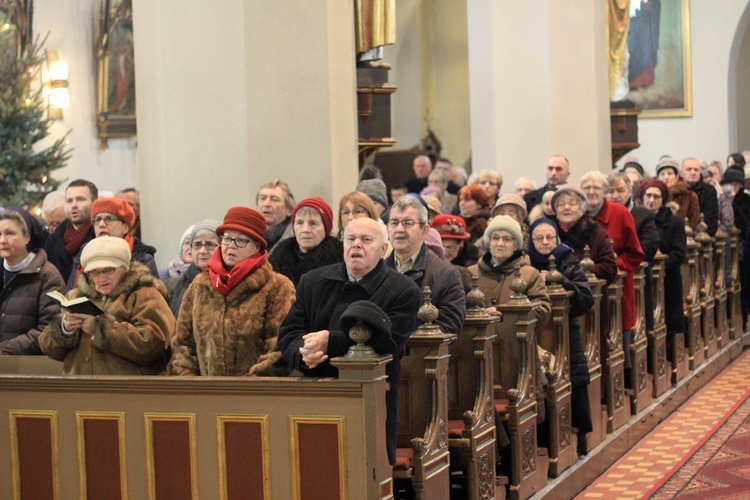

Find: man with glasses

[384,196,466,335]
[45,179,99,290]
[524,155,571,213]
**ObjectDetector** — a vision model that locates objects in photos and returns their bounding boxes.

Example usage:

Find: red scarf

[207,247,267,295]
[63,221,93,257]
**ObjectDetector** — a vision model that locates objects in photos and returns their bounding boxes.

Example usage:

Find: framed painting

[96,0,136,148]
[626,0,692,118]
[0,0,33,63]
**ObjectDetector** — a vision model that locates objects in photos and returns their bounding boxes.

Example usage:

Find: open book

[46,291,104,316]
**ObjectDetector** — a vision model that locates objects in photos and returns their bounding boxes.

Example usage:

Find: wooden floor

[575,347,750,499]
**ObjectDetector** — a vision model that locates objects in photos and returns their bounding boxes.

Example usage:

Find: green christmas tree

[0,23,71,209]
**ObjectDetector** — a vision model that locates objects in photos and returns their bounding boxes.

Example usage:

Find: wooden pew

[537,258,577,477]
[629,262,653,413]
[728,227,743,341]
[579,247,607,453]
[646,252,672,395]
[495,266,549,500]
[394,287,456,499]
[682,220,705,369]
[714,230,729,349]
[695,217,717,358]
[447,275,505,499]
[0,343,394,499]
[605,270,630,433]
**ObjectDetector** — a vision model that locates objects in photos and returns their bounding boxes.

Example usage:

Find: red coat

[592,200,645,331]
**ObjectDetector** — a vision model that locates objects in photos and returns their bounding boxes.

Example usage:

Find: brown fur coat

[168,261,295,376]
[39,262,175,375]
[669,177,700,230]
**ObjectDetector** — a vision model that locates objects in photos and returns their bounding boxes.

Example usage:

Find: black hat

[622,161,645,177]
[339,300,396,355]
[720,168,745,185]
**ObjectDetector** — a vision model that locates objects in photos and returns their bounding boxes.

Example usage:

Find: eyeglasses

[490,235,515,244]
[387,219,420,229]
[644,193,662,199]
[88,267,117,278]
[556,200,580,209]
[221,236,253,248]
[340,208,369,218]
[46,221,62,233]
[92,215,121,225]
[191,241,219,251]
[532,234,557,242]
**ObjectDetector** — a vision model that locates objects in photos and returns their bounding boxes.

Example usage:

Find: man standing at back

[681,157,719,236]
[45,179,98,289]
[256,179,295,253]
[524,155,571,213]
[405,154,433,194]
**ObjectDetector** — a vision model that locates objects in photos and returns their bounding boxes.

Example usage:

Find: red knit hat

[217,207,268,251]
[292,197,333,236]
[91,197,136,228]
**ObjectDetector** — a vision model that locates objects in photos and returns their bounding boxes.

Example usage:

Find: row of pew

[392,222,747,499]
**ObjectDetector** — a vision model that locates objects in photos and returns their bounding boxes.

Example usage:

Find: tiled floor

[575,349,750,499]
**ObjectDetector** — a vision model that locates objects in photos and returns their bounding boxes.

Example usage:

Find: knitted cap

[292,197,334,236]
[217,207,267,251]
[81,236,131,272]
[655,157,680,177]
[432,214,470,240]
[639,179,670,203]
[189,219,220,246]
[424,228,445,259]
[491,192,528,220]
[91,197,136,228]
[550,184,588,213]
[357,178,388,208]
[483,215,523,249]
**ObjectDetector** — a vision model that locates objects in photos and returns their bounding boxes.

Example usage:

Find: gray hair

[608,172,632,189]
[42,191,65,216]
[393,196,429,225]
[580,170,609,193]
[428,169,448,183]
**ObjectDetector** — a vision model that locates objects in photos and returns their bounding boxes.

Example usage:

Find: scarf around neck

[207,247,267,295]
[63,221,92,257]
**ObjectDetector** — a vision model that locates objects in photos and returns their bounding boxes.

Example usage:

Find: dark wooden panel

[83,418,122,499]
[16,416,55,499]
[224,421,264,500]
[297,422,341,500]
[152,420,192,499]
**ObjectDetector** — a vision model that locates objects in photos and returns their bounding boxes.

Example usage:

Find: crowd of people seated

[1,149,750,468]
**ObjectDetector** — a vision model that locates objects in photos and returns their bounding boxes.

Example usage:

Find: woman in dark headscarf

[527,217,595,440]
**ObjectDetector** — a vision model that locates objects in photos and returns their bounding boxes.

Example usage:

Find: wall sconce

[42,49,70,119]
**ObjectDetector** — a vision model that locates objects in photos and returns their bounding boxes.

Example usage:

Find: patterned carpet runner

[576,348,750,499]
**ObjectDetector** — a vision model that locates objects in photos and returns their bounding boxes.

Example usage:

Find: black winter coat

[688,178,719,237]
[278,260,422,466]
[385,244,466,335]
[44,221,95,288]
[653,206,687,334]
[268,235,343,287]
[631,204,660,331]
[0,250,65,355]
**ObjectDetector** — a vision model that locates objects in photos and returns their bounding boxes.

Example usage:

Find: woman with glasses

[0,208,65,355]
[551,184,618,369]
[168,207,295,376]
[474,169,503,207]
[336,191,378,239]
[269,198,343,286]
[165,220,220,317]
[39,236,175,374]
[527,217,595,446]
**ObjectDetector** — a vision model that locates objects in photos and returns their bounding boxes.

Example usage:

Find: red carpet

[647,390,750,498]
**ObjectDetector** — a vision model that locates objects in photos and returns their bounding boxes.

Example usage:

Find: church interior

[2,0,750,498]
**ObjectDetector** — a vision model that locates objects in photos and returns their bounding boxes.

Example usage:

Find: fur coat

[268,235,343,286]
[39,262,175,375]
[669,178,700,231]
[168,261,295,377]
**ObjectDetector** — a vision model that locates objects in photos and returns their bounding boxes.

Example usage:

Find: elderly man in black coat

[278,217,422,465]
[682,157,719,236]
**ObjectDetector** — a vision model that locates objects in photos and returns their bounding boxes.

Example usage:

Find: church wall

[33,0,139,195]
[735,9,750,153]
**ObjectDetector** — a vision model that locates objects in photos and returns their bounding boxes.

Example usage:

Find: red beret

[292,197,333,236]
[91,197,136,228]
[217,207,268,251]
[639,179,670,203]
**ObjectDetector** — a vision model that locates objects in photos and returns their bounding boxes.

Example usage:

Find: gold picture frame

[95,0,136,148]
[626,0,692,118]
[0,0,33,62]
